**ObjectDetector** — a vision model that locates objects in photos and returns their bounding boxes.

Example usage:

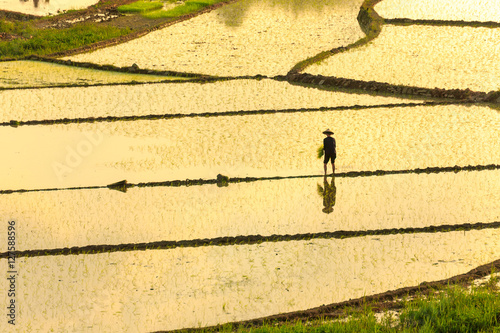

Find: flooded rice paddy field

[0,170,498,252]
[65,0,366,76]
[0,78,418,122]
[307,25,500,91]
[0,0,99,16]
[0,0,499,330]
[2,104,498,189]
[2,229,500,331]
[375,0,500,22]
[0,61,177,89]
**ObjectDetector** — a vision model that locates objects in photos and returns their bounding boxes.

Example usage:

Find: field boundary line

[0,164,498,195]
[0,101,468,128]
[1,220,499,259]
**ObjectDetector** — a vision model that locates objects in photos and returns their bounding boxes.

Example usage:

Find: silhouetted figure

[318,175,336,214]
[322,129,336,175]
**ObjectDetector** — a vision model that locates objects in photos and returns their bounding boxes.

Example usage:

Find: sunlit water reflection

[2,229,500,331]
[66,0,366,76]
[0,61,183,88]
[0,104,497,189]
[0,78,420,122]
[0,0,98,15]
[307,25,500,91]
[0,170,498,251]
[375,0,500,22]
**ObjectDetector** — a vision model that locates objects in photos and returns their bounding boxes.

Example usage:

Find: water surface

[0,170,498,251]
[0,61,177,88]
[2,229,500,332]
[308,25,500,91]
[0,78,419,122]
[0,104,498,190]
[375,0,500,22]
[67,0,366,76]
[0,0,98,15]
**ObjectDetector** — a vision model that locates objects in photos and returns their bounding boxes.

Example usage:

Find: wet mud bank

[284,73,500,103]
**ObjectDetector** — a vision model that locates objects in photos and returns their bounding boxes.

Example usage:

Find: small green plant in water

[317,145,324,159]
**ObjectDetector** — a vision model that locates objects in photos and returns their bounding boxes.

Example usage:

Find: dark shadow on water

[318,175,336,214]
[218,0,354,27]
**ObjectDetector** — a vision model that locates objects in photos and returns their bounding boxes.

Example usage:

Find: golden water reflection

[0,170,498,252]
[0,79,416,122]
[0,61,176,89]
[0,104,497,189]
[375,0,500,22]
[2,230,500,331]
[308,25,500,92]
[66,0,365,76]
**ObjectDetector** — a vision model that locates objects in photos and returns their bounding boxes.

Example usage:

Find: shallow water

[66,0,366,76]
[2,229,500,332]
[0,61,176,88]
[307,25,500,92]
[1,104,498,189]
[375,0,500,22]
[0,0,98,15]
[0,170,498,252]
[0,78,421,122]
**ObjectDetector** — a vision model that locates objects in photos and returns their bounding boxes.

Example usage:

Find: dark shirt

[323,137,336,155]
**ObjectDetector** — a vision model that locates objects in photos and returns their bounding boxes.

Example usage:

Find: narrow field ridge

[289,0,384,74]
[0,164,497,195]
[2,220,499,259]
[285,73,500,102]
[385,18,500,28]
[2,101,460,127]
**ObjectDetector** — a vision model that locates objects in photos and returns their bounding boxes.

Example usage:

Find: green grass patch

[117,1,164,13]
[142,0,224,19]
[0,22,131,59]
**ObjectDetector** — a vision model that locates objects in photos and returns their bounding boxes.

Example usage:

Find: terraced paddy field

[1,104,498,190]
[0,78,418,122]
[0,0,499,331]
[0,60,181,88]
[2,229,500,331]
[307,25,500,91]
[0,170,498,252]
[65,0,366,76]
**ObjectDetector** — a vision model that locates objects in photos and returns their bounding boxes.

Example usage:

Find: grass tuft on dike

[200,276,500,333]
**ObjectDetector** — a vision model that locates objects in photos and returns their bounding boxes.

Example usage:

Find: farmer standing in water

[323,129,336,175]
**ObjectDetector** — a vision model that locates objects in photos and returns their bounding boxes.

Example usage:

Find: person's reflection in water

[317,175,336,214]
